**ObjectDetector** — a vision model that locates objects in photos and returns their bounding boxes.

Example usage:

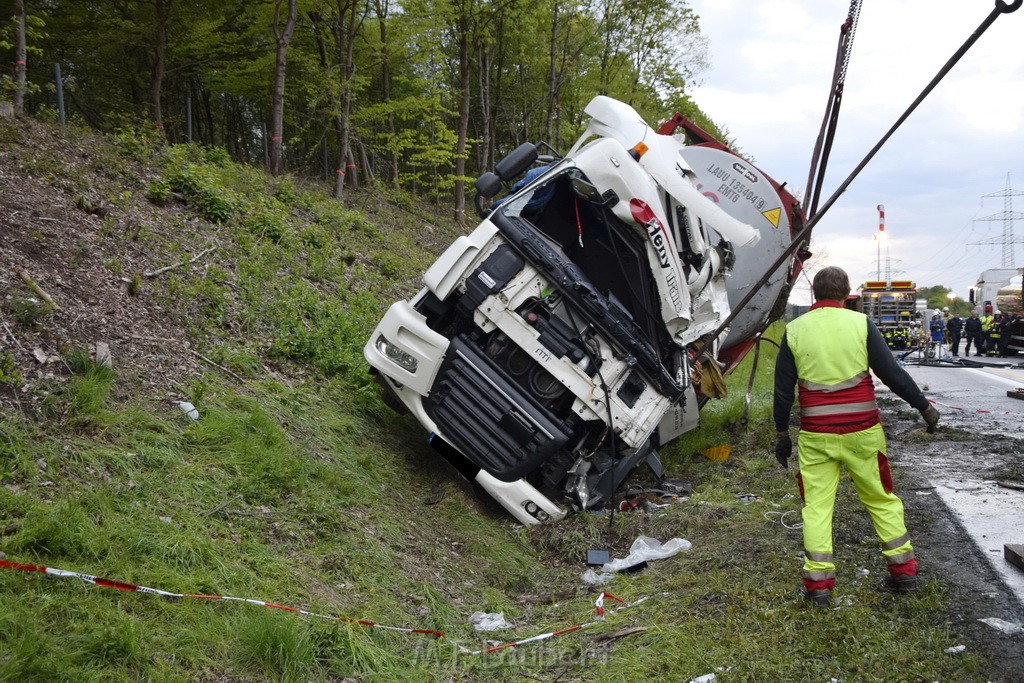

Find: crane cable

[803,0,863,220]
[712,0,1022,344]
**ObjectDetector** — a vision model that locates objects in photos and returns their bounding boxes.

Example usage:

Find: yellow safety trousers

[798,424,914,581]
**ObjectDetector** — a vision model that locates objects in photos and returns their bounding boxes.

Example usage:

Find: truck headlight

[375,334,418,372]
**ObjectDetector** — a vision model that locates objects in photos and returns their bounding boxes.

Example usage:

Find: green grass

[0,122,999,681]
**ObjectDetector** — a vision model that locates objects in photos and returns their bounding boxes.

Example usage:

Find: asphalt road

[886,353,1024,612]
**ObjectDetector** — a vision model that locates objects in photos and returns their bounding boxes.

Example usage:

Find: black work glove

[921,405,940,434]
[775,432,792,469]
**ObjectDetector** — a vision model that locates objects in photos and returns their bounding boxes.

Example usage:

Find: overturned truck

[364,97,807,524]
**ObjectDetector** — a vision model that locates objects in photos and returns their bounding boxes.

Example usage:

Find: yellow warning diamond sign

[762,207,781,228]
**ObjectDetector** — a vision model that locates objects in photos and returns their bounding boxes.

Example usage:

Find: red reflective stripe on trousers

[877,451,893,494]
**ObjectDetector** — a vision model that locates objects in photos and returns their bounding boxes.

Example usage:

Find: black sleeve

[866,320,929,411]
[773,332,797,432]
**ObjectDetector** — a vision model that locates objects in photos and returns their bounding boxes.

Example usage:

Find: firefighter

[929,313,945,356]
[946,311,963,356]
[989,313,1004,356]
[964,311,984,356]
[773,266,940,606]
[998,314,1013,356]
[980,305,995,355]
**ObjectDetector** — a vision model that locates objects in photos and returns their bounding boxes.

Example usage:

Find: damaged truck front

[364,97,806,525]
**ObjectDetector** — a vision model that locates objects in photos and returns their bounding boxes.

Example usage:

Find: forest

[1,0,722,218]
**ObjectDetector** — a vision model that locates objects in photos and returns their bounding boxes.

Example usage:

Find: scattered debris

[176,401,199,421]
[702,445,731,462]
[143,245,216,279]
[581,569,614,586]
[945,645,967,654]
[689,674,716,683]
[602,536,691,573]
[93,342,112,369]
[978,617,1024,635]
[734,492,759,503]
[1005,544,1024,573]
[997,481,1024,492]
[424,484,446,505]
[16,267,59,310]
[587,549,610,566]
[189,349,244,382]
[469,611,511,632]
[594,626,647,643]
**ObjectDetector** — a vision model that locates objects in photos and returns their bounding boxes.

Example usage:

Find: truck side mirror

[474,172,502,200]
[969,289,975,304]
[495,143,539,181]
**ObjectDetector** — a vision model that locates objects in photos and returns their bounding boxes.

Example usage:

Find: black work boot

[804,588,832,607]
[883,573,919,593]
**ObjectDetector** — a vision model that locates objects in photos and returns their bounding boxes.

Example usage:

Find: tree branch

[16,268,59,309]
[143,246,216,278]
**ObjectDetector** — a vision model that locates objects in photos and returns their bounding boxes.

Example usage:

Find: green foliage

[0,351,22,386]
[6,296,52,326]
[163,146,236,223]
[145,178,171,205]
[110,126,162,160]
[234,611,317,680]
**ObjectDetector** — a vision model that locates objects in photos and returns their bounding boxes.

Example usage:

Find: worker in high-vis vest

[773,266,941,606]
[980,305,995,354]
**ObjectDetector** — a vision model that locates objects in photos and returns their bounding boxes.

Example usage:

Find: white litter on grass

[468,612,511,632]
[581,568,614,586]
[944,645,966,654]
[602,536,691,573]
[856,567,870,577]
[689,674,715,683]
[177,401,200,421]
[978,617,1024,635]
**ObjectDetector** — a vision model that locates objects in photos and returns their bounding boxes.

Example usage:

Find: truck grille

[424,337,572,482]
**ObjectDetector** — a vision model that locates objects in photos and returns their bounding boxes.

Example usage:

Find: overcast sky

[687,0,1024,305]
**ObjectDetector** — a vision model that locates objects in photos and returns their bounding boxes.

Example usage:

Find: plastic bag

[581,568,614,586]
[603,536,691,573]
[978,617,1024,635]
[469,611,511,631]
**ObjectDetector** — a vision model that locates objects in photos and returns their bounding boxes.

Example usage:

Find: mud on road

[881,390,1024,681]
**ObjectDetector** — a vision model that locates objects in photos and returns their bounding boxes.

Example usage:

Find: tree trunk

[546,0,559,143]
[150,0,171,132]
[477,43,492,172]
[13,0,26,116]
[331,0,363,199]
[374,0,399,184]
[453,7,470,224]
[269,0,298,176]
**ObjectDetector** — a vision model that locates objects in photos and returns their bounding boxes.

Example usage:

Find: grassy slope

[0,120,993,681]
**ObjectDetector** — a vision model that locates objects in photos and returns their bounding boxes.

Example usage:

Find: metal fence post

[54,63,65,126]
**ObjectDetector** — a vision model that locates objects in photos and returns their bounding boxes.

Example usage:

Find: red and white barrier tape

[1,559,648,654]
[467,592,645,655]
[0,559,444,638]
